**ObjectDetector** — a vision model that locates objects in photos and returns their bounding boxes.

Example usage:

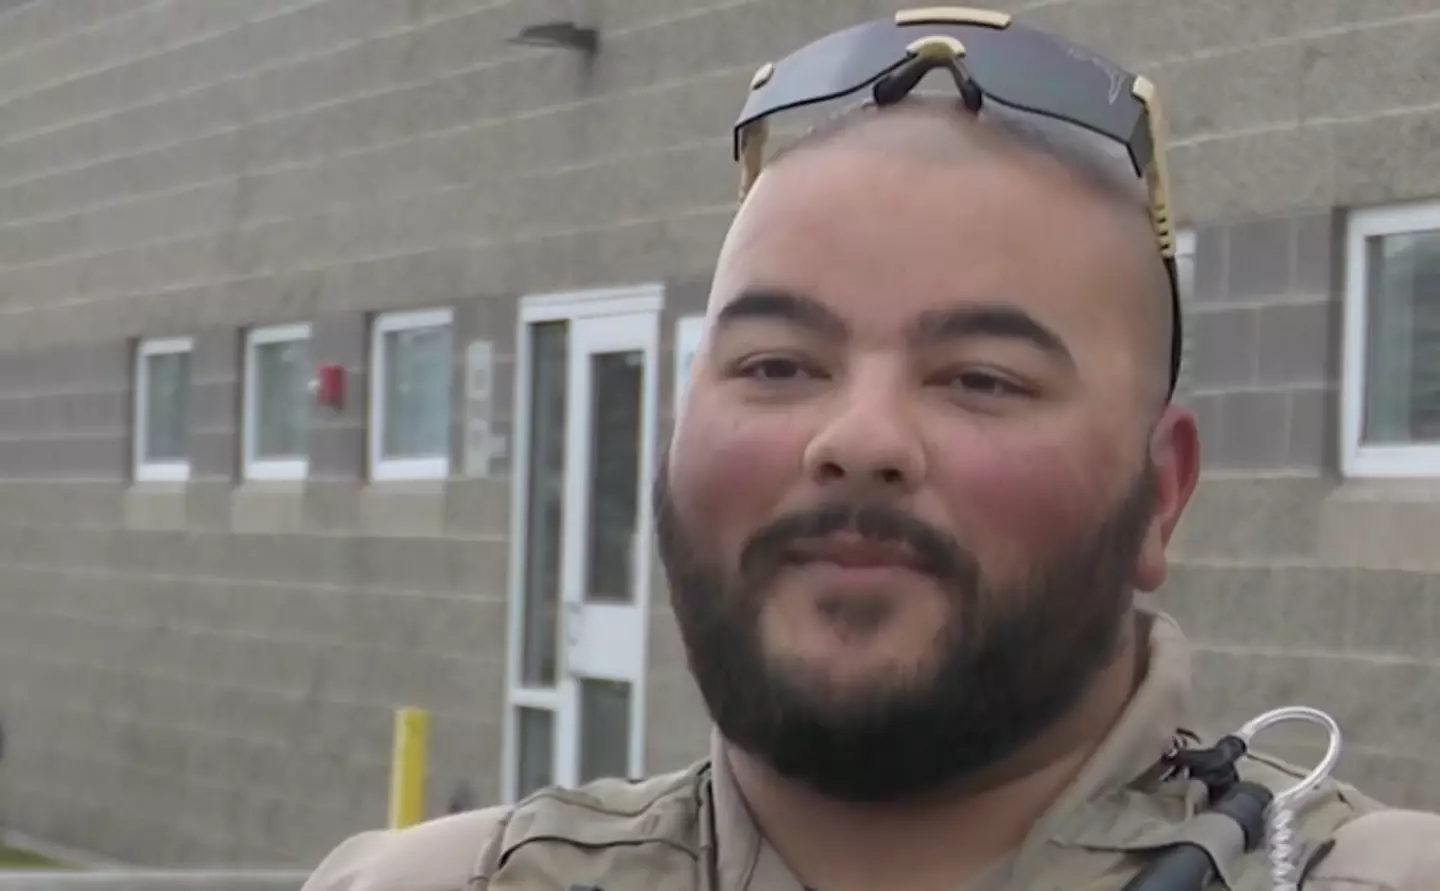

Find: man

[303,11,1440,891]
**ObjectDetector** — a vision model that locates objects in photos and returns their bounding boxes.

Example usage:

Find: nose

[801,373,926,495]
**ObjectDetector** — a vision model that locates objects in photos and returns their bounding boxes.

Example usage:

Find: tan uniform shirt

[302,609,1440,890]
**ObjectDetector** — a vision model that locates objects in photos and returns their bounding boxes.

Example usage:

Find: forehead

[712,130,1155,337]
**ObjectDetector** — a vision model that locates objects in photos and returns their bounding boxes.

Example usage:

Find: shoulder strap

[468,803,521,890]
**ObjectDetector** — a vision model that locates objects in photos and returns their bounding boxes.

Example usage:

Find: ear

[1134,405,1201,592]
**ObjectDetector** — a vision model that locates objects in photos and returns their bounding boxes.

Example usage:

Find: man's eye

[950,369,1027,397]
[739,357,811,381]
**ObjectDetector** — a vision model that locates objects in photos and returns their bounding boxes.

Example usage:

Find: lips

[784,534,923,571]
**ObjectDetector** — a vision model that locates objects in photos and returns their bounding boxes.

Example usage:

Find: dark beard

[653,461,1157,804]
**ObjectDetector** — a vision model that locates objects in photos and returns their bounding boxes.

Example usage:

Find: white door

[555,313,656,786]
[505,293,661,801]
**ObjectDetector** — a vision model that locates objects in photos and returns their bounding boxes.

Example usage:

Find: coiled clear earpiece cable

[1235,707,1344,891]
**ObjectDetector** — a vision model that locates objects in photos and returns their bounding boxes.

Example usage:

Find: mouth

[784,533,925,572]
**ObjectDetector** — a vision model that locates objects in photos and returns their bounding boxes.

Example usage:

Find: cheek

[930,427,1117,565]
[669,407,804,558]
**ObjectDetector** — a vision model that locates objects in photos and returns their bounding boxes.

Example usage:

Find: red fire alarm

[314,363,346,409]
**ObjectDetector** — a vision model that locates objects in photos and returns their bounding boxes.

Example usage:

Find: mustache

[738,501,978,587]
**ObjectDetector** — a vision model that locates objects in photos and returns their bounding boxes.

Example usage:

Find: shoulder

[1304,809,1440,890]
[1238,747,1387,823]
[1240,749,1440,889]
[300,805,512,891]
[300,764,710,891]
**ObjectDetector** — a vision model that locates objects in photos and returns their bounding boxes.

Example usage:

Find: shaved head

[782,97,1149,201]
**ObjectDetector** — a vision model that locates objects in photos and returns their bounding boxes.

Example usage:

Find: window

[1342,201,1440,477]
[134,337,194,482]
[243,323,312,480]
[370,308,454,480]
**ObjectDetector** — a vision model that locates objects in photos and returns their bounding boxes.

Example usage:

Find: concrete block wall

[0,0,1435,868]
[0,301,523,865]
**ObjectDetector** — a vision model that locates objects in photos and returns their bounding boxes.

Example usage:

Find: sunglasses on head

[730,7,1182,400]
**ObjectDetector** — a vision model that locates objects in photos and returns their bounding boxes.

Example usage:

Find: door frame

[502,284,664,802]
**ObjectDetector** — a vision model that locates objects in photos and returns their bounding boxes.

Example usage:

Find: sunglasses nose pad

[872,54,984,113]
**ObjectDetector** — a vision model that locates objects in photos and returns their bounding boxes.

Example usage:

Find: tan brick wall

[0,0,1437,868]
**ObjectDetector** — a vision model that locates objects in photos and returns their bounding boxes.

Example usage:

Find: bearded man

[303,11,1440,891]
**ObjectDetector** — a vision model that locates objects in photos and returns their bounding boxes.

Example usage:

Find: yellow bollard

[388,707,430,829]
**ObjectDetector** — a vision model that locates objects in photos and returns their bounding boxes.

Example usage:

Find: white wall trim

[502,299,539,802]
[673,314,706,416]
[133,336,194,483]
[1341,199,1440,478]
[519,283,663,323]
[368,307,455,482]
[625,308,661,785]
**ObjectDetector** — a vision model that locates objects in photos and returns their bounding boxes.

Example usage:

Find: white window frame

[242,322,313,482]
[133,336,194,483]
[369,307,455,481]
[1341,200,1440,478]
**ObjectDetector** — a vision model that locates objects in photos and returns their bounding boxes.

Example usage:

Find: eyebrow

[714,288,849,338]
[909,306,1074,367]
[714,288,1074,366]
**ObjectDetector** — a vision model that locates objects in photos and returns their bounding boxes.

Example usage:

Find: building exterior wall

[0,0,1435,869]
